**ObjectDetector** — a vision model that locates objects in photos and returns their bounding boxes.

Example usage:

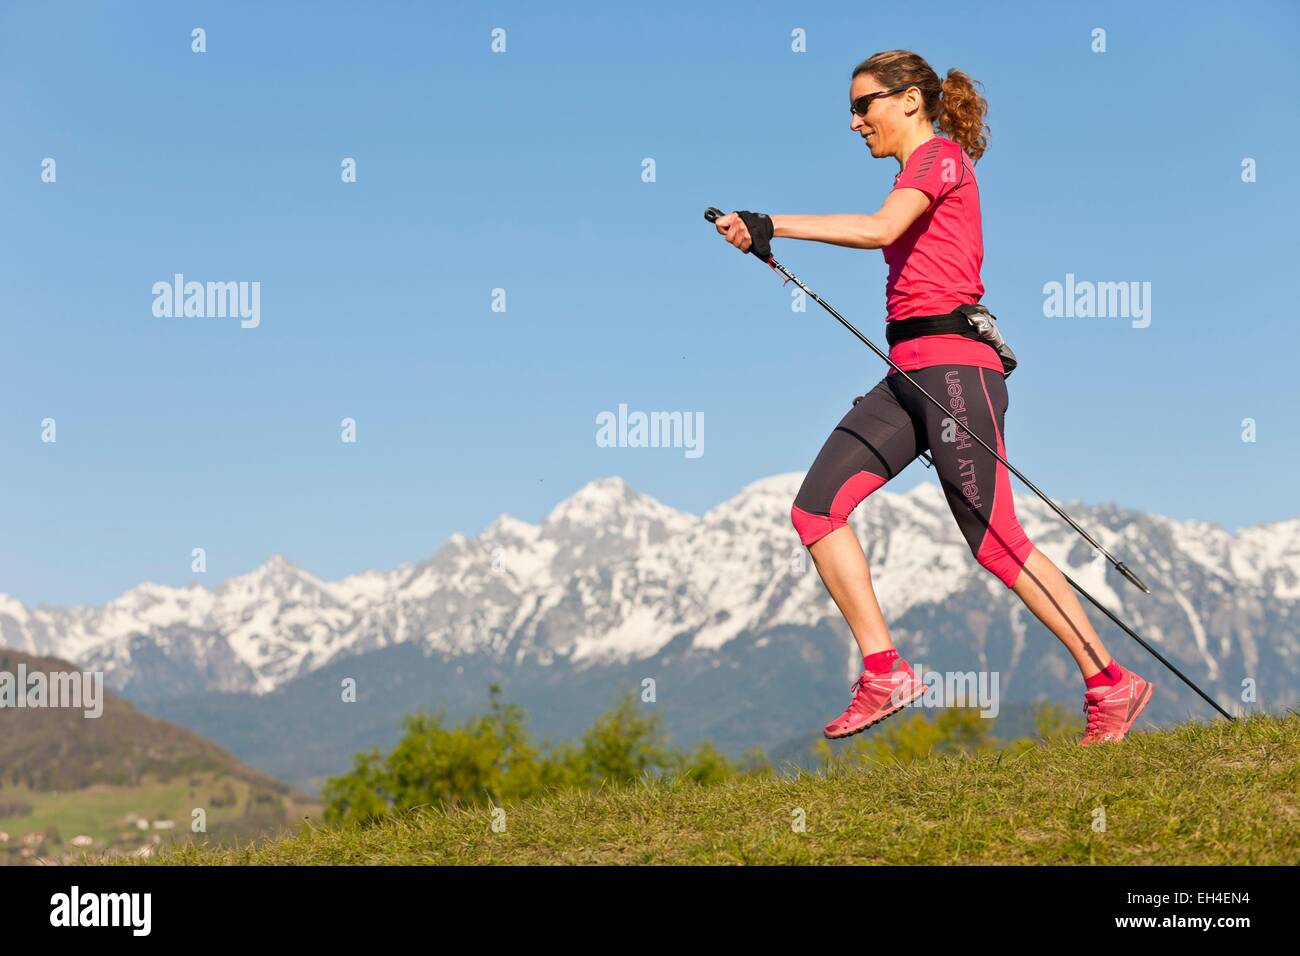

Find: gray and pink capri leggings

[791,363,1034,587]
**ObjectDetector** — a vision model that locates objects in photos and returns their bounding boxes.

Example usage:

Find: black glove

[735,210,774,260]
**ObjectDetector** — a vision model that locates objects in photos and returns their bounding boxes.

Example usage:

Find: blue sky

[2,0,1297,605]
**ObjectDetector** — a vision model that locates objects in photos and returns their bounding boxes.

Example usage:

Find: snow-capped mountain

[3,473,1298,792]
[2,475,1297,706]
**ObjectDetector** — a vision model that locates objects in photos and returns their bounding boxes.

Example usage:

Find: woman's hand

[714,211,754,253]
[715,210,774,258]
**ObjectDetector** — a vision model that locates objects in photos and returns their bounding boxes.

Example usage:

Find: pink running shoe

[823,657,924,739]
[1078,665,1154,745]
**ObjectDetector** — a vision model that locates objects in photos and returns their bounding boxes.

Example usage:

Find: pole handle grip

[704,206,724,223]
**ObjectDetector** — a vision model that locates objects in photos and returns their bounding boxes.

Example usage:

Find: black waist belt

[885,310,983,348]
[886,303,1019,377]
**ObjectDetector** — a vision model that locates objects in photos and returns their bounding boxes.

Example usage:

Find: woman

[713,50,1152,746]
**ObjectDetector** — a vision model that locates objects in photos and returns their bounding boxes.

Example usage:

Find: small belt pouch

[885,304,1018,377]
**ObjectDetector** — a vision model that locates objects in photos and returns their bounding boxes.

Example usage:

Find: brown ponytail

[937,68,989,162]
[852,51,990,162]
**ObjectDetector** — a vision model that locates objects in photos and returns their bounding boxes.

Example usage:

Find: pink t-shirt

[883,135,1001,374]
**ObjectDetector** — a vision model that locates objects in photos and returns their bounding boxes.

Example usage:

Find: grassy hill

[0,649,319,863]
[145,710,1298,866]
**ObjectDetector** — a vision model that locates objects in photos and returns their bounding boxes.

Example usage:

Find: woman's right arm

[772,189,930,250]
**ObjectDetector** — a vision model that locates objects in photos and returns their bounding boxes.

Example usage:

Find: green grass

[144,712,1298,865]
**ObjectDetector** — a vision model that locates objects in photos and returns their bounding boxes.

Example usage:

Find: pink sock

[1085,659,1124,688]
[864,648,899,674]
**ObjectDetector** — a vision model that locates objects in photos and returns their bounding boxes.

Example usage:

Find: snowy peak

[483,514,541,544]
[1228,517,1300,599]
[544,476,691,528]
[544,476,632,522]
[215,555,334,608]
[101,579,214,631]
[703,473,802,524]
[540,477,698,573]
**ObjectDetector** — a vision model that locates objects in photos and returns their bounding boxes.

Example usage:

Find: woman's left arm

[772,188,931,250]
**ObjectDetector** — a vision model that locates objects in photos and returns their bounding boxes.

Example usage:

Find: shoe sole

[823,683,925,740]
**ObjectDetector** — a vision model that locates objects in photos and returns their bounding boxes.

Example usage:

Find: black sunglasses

[850,85,914,117]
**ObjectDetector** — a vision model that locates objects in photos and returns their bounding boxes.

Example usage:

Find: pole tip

[1116,563,1152,594]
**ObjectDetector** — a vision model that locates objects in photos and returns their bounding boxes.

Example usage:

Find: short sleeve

[892,137,963,205]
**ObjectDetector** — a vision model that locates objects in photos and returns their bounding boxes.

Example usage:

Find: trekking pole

[918,442,1233,719]
[705,206,1237,722]
[1061,571,1235,720]
[704,205,1149,593]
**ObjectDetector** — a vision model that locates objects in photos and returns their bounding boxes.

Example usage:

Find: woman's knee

[973,524,1035,588]
[791,502,838,547]
[791,470,888,548]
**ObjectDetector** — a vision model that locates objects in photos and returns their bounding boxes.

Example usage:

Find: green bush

[321,688,762,825]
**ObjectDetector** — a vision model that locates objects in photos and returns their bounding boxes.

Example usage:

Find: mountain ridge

[2,475,1297,702]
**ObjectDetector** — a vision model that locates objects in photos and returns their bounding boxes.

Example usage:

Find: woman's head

[849,50,989,162]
